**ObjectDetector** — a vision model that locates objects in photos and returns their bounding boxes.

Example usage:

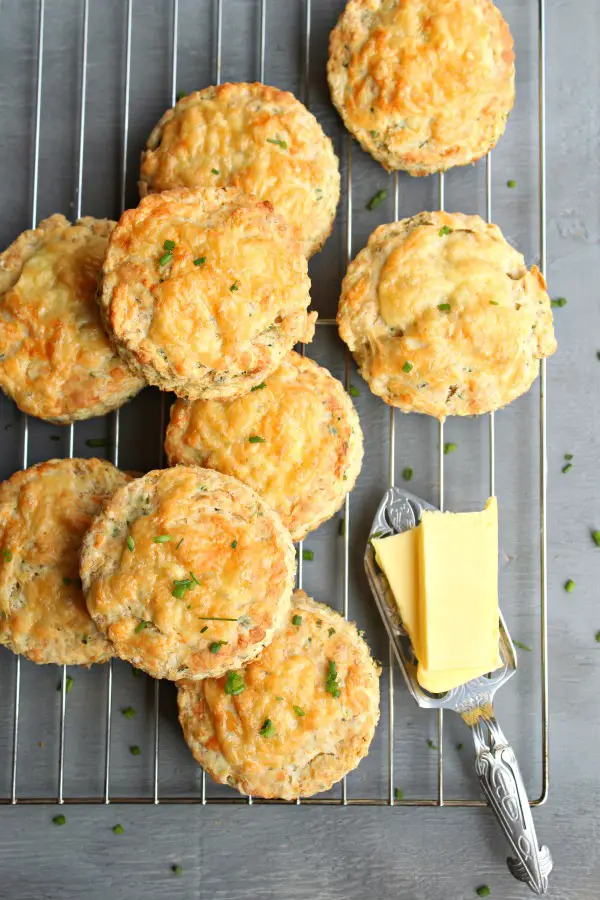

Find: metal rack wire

[2,0,549,807]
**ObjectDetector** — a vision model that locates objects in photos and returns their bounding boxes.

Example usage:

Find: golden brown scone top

[0,215,145,423]
[327,0,515,175]
[139,82,341,258]
[98,188,315,400]
[177,591,381,800]
[338,212,557,419]
[0,458,131,666]
[81,466,296,681]
[164,352,364,541]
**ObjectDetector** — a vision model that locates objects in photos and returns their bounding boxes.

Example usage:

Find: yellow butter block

[418,497,501,673]
[372,529,424,662]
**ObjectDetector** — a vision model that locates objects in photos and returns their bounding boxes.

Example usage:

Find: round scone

[81,466,296,681]
[327,0,515,175]
[177,591,381,800]
[0,458,131,666]
[139,82,340,258]
[99,188,315,400]
[164,352,363,541]
[0,215,145,423]
[337,212,557,419]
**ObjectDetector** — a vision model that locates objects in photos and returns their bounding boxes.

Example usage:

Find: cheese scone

[337,212,557,419]
[178,591,381,800]
[164,352,363,541]
[0,458,131,666]
[139,82,340,258]
[0,215,144,423]
[98,188,315,400]
[327,0,515,175]
[80,467,295,681]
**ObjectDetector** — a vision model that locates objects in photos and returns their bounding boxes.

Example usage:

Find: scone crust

[98,188,315,400]
[164,352,364,541]
[177,591,381,800]
[81,466,296,680]
[139,82,340,258]
[0,458,130,666]
[0,215,145,423]
[327,0,515,175]
[337,212,557,419]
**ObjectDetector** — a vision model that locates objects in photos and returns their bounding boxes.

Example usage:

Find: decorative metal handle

[466,709,553,895]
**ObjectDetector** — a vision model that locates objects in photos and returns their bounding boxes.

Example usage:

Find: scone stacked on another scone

[165,351,364,541]
[80,466,296,681]
[139,82,340,259]
[328,0,515,175]
[178,590,381,800]
[0,215,145,423]
[337,212,557,419]
[0,458,131,666]
[99,187,315,400]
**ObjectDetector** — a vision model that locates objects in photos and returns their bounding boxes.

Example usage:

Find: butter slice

[418,497,501,673]
[372,528,424,662]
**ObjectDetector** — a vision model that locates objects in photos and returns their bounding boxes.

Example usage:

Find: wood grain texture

[0,0,598,897]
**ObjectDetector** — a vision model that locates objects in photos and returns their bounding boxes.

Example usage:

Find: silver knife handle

[469,713,553,895]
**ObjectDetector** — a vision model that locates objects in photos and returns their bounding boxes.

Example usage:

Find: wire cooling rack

[0,0,549,807]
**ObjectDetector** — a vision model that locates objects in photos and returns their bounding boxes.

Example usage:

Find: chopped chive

[259,717,276,737]
[489,300,499,305]
[231,540,238,549]
[402,467,413,481]
[131,667,142,678]
[153,534,172,543]
[338,519,345,537]
[325,659,341,698]
[444,442,457,455]
[266,137,287,149]
[135,620,150,633]
[130,745,141,756]
[562,463,573,474]
[302,549,314,561]
[507,179,517,188]
[2,549,12,562]
[348,384,360,397]
[439,225,452,236]
[597,351,600,360]
[224,670,245,696]
[564,579,575,593]
[230,282,239,292]
[172,582,188,599]
[564,453,573,460]
[476,887,491,898]
[122,706,136,719]
[596,631,600,643]
[551,297,567,308]
[328,627,336,637]
[211,168,219,175]
[209,640,227,654]
[292,615,302,626]
[274,696,284,701]
[196,616,237,622]
[251,382,267,392]
[248,435,266,443]
[159,251,173,266]
[112,823,125,834]
[176,538,184,549]
[200,626,208,634]
[171,865,183,876]
[163,239,176,252]
[85,437,111,448]
[369,130,378,137]
[126,535,135,552]
[62,576,72,586]
[437,303,451,312]
[456,742,464,751]
[52,814,67,826]
[402,361,413,373]
[366,189,387,211]
[293,706,305,717]
[176,90,186,101]
[593,530,600,547]
[427,739,437,750]
[189,571,201,586]
[193,256,206,267]
[513,640,532,651]
[66,675,74,693]
[394,787,403,801]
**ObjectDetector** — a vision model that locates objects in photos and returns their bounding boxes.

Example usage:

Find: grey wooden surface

[0,0,598,897]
